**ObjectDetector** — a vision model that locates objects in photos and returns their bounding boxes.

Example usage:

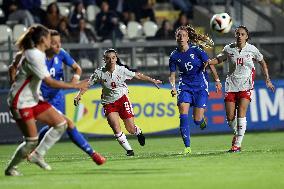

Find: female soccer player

[208,25,275,152]
[169,25,222,155]
[5,24,89,176]
[74,49,162,156]
[29,30,106,168]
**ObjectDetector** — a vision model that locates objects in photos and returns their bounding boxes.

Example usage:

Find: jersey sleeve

[252,46,263,62]
[88,70,99,85]
[122,66,136,80]
[169,55,177,72]
[196,47,209,63]
[59,48,75,67]
[25,49,50,79]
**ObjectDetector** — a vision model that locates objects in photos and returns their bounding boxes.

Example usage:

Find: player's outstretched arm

[134,72,162,89]
[71,62,82,83]
[208,63,222,93]
[74,88,89,106]
[169,72,177,97]
[44,77,89,90]
[258,59,275,92]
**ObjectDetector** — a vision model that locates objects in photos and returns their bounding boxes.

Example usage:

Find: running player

[5,24,89,176]
[169,25,222,155]
[28,30,106,168]
[208,25,275,152]
[74,48,162,156]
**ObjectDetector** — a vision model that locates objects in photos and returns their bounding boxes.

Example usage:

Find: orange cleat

[91,152,106,165]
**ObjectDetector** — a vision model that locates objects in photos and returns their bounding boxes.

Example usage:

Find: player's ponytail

[186,25,214,48]
[175,25,214,48]
[16,24,49,51]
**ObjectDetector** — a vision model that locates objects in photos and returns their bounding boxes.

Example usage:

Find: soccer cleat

[126,150,134,156]
[183,147,192,155]
[91,152,106,165]
[200,117,207,130]
[137,132,145,146]
[231,135,237,146]
[228,145,241,153]
[5,166,23,176]
[28,151,52,170]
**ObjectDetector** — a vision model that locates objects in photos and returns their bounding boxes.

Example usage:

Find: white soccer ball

[210,13,233,33]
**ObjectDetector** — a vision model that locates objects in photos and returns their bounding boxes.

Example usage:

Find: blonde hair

[175,25,214,48]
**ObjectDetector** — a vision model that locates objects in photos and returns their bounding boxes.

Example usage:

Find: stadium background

[0,1,284,188]
[0,0,284,142]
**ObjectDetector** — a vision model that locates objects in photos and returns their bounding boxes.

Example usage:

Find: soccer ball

[210,13,233,33]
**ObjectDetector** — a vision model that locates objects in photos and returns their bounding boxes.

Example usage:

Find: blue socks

[179,114,190,147]
[38,125,94,156]
[67,127,94,156]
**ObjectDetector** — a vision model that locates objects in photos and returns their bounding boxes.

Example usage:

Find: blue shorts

[177,90,208,108]
[45,91,65,114]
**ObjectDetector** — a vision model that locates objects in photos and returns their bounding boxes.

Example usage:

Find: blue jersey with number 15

[41,48,75,98]
[169,45,209,92]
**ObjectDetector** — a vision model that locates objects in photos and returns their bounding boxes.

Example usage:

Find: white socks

[134,125,142,136]
[6,137,38,170]
[228,118,237,134]
[115,132,132,151]
[35,121,67,156]
[235,117,247,147]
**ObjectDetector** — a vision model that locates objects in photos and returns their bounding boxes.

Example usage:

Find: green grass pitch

[0,132,284,189]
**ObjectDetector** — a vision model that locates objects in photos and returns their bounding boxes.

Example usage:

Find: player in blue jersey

[27,30,106,168]
[169,25,222,155]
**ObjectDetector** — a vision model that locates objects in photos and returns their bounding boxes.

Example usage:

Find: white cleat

[5,166,23,176]
[28,151,52,171]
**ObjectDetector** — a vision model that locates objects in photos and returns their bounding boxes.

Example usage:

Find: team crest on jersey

[190,54,195,59]
[54,57,59,64]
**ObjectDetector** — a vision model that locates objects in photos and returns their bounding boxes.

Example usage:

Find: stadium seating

[0,25,12,43]
[127,21,143,39]
[79,58,93,69]
[119,22,127,37]
[86,5,100,23]
[0,62,8,72]
[143,21,158,37]
[13,24,27,42]
[59,6,70,17]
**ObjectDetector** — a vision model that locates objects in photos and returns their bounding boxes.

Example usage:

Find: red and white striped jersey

[220,42,263,92]
[89,64,136,105]
[8,48,50,109]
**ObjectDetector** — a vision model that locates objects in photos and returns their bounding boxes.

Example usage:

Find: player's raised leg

[107,112,134,156]
[123,117,145,146]
[65,117,106,165]
[5,120,38,176]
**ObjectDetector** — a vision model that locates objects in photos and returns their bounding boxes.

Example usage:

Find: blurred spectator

[57,17,72,43]
[170,0,194,19]
[82,0,97,7]
[18,0,45,23]
[73,18,96,44]
[95,1,123,41]
[173,12,191,31]
[154,19,174,40]
[68,1,86,30]
[126,0,156,23]
[3,0,34,26]
[43,2,62,29]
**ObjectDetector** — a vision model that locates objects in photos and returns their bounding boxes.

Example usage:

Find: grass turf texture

[0,132,284,189]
